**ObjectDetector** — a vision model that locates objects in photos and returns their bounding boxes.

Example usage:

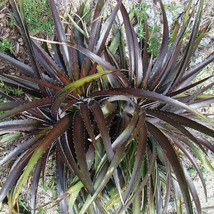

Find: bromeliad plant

[0,0,214,213]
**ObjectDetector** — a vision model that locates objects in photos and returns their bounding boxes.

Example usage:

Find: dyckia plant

[0,0,214,213]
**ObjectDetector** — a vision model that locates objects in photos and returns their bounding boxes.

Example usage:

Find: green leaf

[0,133,21,144]
[118,145,156,213]
[51,71,112,117]
[80,145,126,214]
[62,71,112,93]
[67,181,84,209]
[122,114,147,203]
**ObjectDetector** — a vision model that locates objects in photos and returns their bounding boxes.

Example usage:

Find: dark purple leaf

[155,20,190,94]
[149,0,169,89]
[183,167,202,213]
[151,110,214,138]
[146,122,193,214]
[146,109,214,151]
[30,158,43,214]
[16,75,63,91]
[96,0,122,55]
[32,40,70,85]
[142,19,150,76]
[0,119,40,132]
[57,132,106,213]
[0,135,43,166]
[178,52,214,89]
[10,0,47,95]
[80,0,105,76]
[89,100,125,206]
[190,97,214,109]
[0,100,25,111]
[0,97,52,120]
[92,88,197,114]
[71,44,117,71]
[90,100,114,161]
[49,0,73,78]
[1,74,39,92]
[169,75,213,97]
[61,98,80,114]
[8,114,72,205]
[162,167,172,213]
[88,0,105,51]
[142,56,153,89]
[80,104,97,149]
[51,91,69,118]
[55,149,68,214]
[0,52,33,76]
[57,133,80,175]
[3,115,72,210]
[172,0,204,88]
[73,111,94,193]
[0,149,33,202]
[120,3,136,82]
[70,32,80,81]
[131,22,143,87]
[73,6,86,66]
[172,138,207,200]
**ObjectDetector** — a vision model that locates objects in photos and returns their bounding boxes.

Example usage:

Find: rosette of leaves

[0,0,214,213]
